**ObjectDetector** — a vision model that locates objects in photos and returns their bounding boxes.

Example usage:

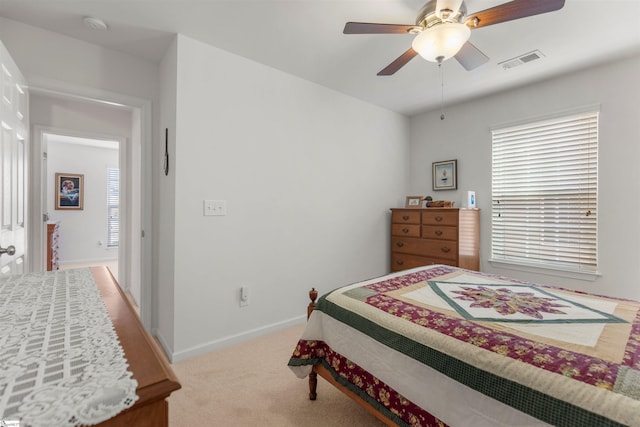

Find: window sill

[488,259,600,282]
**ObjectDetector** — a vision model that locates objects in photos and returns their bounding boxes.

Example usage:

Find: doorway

[29,88,152,328]
[43,133,122,279]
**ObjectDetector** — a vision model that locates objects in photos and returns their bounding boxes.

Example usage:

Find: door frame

[28,84,153,330]
[33,126,125,270]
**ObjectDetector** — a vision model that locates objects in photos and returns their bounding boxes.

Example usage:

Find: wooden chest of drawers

[47,222,60,271]
[390,208,479,272]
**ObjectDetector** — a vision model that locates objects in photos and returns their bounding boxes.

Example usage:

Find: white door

[0,41,28,275]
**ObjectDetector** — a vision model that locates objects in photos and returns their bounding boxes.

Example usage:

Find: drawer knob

[396,260,404,265]
[402,215,409,221]
[402,228,409,234]
[435,216,443,222]
[441,247,451,253]
[435,230,443,236]
[396,242,404,247]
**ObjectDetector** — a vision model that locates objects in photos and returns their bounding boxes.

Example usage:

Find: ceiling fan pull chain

[440,62,445,120]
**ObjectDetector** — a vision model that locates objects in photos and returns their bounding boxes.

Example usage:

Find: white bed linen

[293,310,552,427]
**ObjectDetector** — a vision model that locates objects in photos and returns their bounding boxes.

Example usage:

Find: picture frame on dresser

[55,173,84,210]
[432,160,457,191]
[405,196,424,208]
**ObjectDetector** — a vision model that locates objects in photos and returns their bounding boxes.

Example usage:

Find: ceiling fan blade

[464,0,565,29]
[344,22,420,34]
[377,48,418,76]
[454,41,489,71]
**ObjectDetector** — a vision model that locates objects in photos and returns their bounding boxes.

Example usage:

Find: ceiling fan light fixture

[411,22,470,63]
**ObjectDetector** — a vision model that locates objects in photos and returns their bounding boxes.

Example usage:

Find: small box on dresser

[390,208,479,272]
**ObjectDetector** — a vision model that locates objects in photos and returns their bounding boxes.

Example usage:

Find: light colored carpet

[60,260,118,281]
[168,324,388,427]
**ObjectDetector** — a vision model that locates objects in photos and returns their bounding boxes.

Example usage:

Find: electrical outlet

[240,286,249,307]
[204,200,227,216]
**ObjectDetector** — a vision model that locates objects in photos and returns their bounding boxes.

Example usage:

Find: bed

[288,265,640,427]
[0,267,180,427]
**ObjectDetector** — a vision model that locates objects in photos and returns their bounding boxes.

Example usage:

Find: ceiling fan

[344,0,565,75]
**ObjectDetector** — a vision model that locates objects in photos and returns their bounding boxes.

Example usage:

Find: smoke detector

[83,16,108,31]
[499,50,544,70]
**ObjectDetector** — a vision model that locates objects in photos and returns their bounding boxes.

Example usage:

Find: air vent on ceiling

[498,50,545,70]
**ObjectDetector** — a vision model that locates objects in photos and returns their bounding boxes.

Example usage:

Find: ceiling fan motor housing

[416,0,467,28]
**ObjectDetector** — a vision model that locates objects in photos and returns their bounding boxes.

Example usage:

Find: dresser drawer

[391,210,421,224]
[422,225,457,240]
[391,237,458,261]
[391,224,421,237]
[391,253,457,272]
[422,210,458,226]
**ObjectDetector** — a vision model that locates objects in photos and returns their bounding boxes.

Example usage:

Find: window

[491,110,598,274]
[107,168,119,248]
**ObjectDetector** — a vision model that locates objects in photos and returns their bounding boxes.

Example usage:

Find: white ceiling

[1,0,639,116]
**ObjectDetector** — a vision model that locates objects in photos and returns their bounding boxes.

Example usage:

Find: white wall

[409,54,640,300]
[160,35,409,361]
[156,37,177,355]
[47,140,119,264]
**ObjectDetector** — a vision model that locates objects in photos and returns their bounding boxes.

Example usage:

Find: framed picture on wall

[432,160,457,191]
[55,173,84,210]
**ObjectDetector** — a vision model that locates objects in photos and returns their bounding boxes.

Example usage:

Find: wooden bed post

[308,288,318,400]
[307,288,318,319]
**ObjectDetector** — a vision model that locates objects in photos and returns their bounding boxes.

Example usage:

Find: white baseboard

[153,328,174,363]
[168,315,307,363]
[59,257,117,266]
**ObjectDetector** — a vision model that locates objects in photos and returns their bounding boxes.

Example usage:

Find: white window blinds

[107,168,119,248]
[491,111,598,273]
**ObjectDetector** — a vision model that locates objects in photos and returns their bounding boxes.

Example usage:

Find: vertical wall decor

[164,127,169,176]
[55,173,84,210]
[432,159,457,191]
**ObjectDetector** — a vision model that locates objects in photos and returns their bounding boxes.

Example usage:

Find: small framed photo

[432,160,457,191]
[55,173,84,210]
[405,196,424,208]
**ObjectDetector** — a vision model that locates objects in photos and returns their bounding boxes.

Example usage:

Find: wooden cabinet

[47,222,60,271]
[390,208,479,272]
[92,266,181,427]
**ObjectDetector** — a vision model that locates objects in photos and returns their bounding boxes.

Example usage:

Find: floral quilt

[288,265,640,427]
